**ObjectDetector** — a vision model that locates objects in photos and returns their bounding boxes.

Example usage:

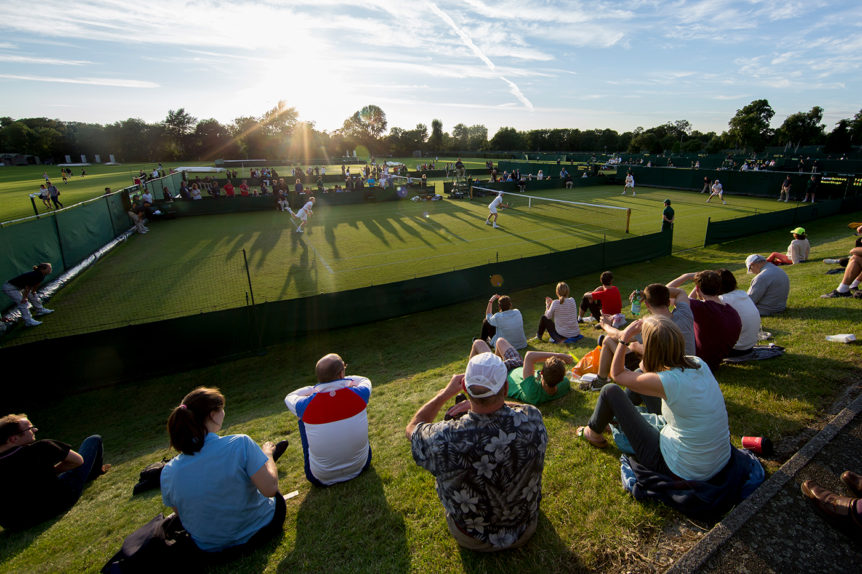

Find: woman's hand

[620,319,642,343]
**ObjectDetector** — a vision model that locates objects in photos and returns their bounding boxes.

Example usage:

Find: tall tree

[163,108,197,159]
[727,99,774,151]
[776,106,824,146]
[429,119,443,152]
[261,100,298,137]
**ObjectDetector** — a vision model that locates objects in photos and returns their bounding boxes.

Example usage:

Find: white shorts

[489,208,498,215]
[298,211,309,222]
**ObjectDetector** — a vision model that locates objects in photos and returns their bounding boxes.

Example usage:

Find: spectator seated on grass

[577,316,763,521]
[578,271,621,323]
[284,354,372,487]
[589,283,694,392]
[468,335,573,405]
[717,269,761,357]
[766,227,810,266]
[745,254,790,315]
[534,281,583,344]
[821,225,862,299]
[668,270,741,372]
[160,387,288,554]
[406,352,547,551]
[480,294,527,350]
[0,413,108,530]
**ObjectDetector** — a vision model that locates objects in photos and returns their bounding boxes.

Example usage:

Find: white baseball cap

[464,353,507,398]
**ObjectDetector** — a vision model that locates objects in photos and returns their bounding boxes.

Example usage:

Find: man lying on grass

[468,336,574,405]
[407,352,547,551]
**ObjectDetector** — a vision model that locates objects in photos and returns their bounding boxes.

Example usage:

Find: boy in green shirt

[465,337,573,405]
[507,351,572,405]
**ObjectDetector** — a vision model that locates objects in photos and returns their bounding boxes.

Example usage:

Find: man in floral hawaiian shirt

[406,352,547,551]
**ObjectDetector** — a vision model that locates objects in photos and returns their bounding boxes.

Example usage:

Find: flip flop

[577,426,608,448]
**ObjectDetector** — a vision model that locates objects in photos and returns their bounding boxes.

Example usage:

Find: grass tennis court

[4,182,793,344]
[3,212,861,573]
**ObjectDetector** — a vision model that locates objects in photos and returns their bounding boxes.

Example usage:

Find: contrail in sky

[425,1,535,110]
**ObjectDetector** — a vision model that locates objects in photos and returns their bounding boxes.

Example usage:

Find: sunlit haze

[1,0,860,135]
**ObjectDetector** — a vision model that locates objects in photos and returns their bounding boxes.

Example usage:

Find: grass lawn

[0,158,493,224]
[3,184,790,345]
[1,211,860,573]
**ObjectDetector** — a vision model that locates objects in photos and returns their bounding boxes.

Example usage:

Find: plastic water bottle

[630,290,641,316]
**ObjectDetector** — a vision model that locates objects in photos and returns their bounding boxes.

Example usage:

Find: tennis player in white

[486,193,507,228]
[290,197,316,233]
[706,179,726,204]
[622,172,636,196]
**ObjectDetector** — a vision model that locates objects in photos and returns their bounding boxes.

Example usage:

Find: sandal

[577,426,608,448]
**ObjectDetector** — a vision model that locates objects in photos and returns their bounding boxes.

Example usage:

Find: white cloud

[0,74,158,88]
[425,1,534,110]
[0,54,92,65]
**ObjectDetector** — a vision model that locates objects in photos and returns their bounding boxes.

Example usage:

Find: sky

[1,0,861,138]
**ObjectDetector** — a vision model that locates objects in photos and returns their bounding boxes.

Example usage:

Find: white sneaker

[492,223,499,228]
[777,198,782,201]
[632,192,636,196]
[24,319,42,327]
[722,200,726,204]
[34,308,54,316]
[296,228,303,233]
[784,199,788,202]
[621,190,626,195]
[485,220,491,225]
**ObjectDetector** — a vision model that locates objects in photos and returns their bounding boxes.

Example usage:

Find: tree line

[2,100,861,163]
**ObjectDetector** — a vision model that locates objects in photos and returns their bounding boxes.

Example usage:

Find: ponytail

[167,387,225,455]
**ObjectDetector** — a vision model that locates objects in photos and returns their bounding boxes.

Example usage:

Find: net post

[30,195,39,217]
[625,208,631,233]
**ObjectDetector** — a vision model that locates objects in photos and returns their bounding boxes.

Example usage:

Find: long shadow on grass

[457,511,585,572]
[277,468,409,573]
[0,516,62,567]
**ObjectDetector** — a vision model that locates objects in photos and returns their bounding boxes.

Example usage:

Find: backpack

[132,458,171,495]
[101,513,196,573]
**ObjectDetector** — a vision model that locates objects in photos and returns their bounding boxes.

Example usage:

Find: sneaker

[24,319,42,327]
[722,200,726,204]
[34,308,54,316]
[485,220,491,225]
[581,316,596,323]
[777,198,782,201]
[823,258,840,264]
[492,223,498,228]
[784,199,788,202]
[820,289,851,299]
[621,190,626,195]
[296,228,303,233]
[632,192,636,196]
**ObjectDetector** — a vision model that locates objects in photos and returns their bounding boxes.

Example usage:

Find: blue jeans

[58,435,103,499]
[588,385,673,476]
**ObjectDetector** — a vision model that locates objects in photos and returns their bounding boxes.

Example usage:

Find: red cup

[742,436,772,456]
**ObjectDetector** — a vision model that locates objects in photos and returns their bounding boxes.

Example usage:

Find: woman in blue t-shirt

[577,316,731,482]
[160,387,287,553]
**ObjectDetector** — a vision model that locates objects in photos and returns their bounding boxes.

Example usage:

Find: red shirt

[239,183,249,196]
[224,183,235,197]
[591,286,621,315]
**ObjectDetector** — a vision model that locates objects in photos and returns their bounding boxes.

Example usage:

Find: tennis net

[472,186,632,233]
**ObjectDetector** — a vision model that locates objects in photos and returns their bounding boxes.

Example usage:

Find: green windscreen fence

[704,199,845,246]
[0,218,65,309]
[55,200,117,268]
[0,191,134,311]
[623,166,860,200]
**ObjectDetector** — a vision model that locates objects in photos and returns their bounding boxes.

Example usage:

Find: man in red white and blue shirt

[284,354,372,486]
